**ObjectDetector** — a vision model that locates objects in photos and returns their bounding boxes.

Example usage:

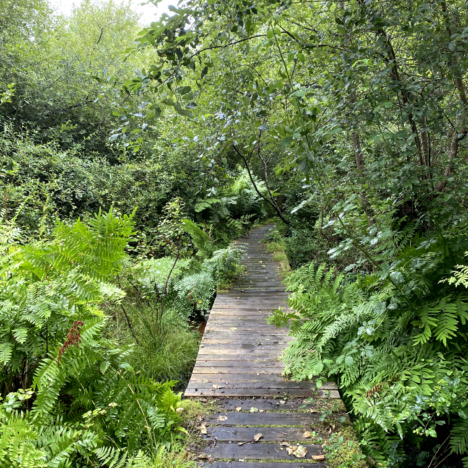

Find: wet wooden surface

[184,225,342,466]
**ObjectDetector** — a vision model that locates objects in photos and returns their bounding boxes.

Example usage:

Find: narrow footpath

[185,225,348,468]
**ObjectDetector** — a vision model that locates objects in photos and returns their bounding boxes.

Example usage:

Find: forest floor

[184,225,361,468]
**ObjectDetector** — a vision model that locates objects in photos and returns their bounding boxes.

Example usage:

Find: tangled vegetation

[2,0,468,466]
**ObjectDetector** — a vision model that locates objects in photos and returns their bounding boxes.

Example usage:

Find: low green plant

[95,446,196,468]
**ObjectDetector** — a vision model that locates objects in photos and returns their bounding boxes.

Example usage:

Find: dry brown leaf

[238,441,247,446]
[198,453,209,459]
[303,431,312,438]
[279,400,286,405]
[280,442,290,447]
[259,409,265,413]
[198,423,207,435]
[235,406,242,412]
[312,455,326,461]
[217,416,228,422]
[286,447,294,455]
[294,445,308,458]
[253,433,263,442]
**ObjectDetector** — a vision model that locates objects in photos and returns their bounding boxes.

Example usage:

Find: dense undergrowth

[3,0,468,466]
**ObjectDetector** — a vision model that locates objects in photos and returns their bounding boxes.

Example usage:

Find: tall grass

[110,301,201,387]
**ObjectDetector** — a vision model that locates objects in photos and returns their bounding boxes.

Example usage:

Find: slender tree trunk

[357,0,425,167]
[353,132,375,223]
[436,118,466,191]
[340,2,374,223]
[232,144,290,225]
[121,303,140,345]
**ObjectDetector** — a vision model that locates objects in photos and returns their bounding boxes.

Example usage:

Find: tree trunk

[353,132,374,223]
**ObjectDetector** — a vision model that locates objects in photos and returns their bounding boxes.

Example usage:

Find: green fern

[450,418,468,456]
[182,219,214,258]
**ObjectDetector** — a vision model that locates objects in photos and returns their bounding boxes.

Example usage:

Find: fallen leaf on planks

[294,446,308,458]
[235,407,242,412]
[197,423,207,435]
[217,416,228,422]
[303,431,312,438]
[312,455,326,461]
[254,433,263,442]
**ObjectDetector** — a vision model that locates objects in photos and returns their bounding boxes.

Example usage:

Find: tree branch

[232,144,290,225]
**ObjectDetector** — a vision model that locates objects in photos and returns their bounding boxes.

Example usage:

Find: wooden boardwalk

[185,225,345,468]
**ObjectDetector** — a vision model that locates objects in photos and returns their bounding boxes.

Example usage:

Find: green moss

[323,428,368,468]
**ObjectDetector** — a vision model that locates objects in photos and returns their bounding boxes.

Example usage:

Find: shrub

[0,210,188,466]
[269,234,468,466]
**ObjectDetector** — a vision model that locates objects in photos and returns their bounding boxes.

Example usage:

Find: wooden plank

[205,318,274,323]
[200,462,325,468]
[218,398,323,411]
[194,358,284,364]
[185,388,339,398]
[186,381,336,390]
[206,412,321,425]
[188,374,294,382]
[195,353,283,360]
[205,442,323,460]
[204,321,282,327]
[191,368,284,374]
[204,332,287,338]
[198,347,283,354]
[222,289,289,300]
[206,426,318,441]
[209,306,291,311]
[201,338,292,345]
[216,300,285,304]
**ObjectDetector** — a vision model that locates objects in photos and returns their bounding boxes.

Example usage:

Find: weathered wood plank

[206,412,321,425]
[205,442,323,460]
[201,338,292,345]
[200,463,325,468]
[191,368,284,374]
[186,381,336,390]
[217,398,326,411]
[206,426,318,441]
[188,374,294,382]
[185,388,340,398]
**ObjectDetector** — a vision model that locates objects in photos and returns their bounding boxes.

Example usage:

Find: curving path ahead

[185,225,347,468]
